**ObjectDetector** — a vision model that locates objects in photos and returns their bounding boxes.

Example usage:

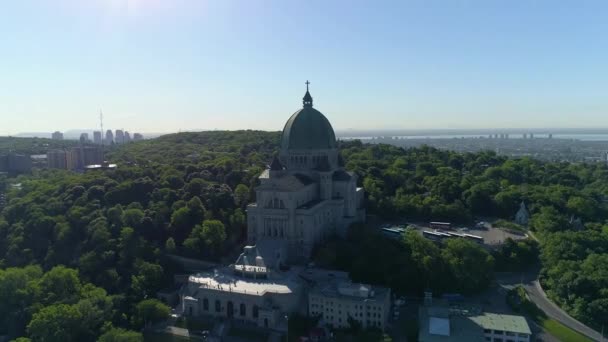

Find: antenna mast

[100,109,105,162]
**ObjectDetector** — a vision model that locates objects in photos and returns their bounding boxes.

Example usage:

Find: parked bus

[381,227,406,239]
[422,230,445,241]
[445,231,466,238]
[430,221,452,230]
[463,233,484,243]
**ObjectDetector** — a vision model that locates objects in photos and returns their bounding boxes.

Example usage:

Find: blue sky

[1,0,607,134]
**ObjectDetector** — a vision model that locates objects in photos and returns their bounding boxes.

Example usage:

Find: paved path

[496,269,604,341]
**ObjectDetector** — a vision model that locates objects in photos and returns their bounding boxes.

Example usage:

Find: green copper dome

[281,83,337,150]
[281,107,337,150]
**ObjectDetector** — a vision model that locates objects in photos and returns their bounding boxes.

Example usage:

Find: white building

[306,269,391,331]
[247,85,365,262]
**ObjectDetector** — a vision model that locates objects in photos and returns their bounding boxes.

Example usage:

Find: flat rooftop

[310,280,390,302]
[418,305,531,342]
[469,313,531,335]
[189,269,302,297]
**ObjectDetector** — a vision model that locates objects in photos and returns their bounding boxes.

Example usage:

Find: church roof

[257,173,313,191]
[281,85,337,151]
[270,155,283,171]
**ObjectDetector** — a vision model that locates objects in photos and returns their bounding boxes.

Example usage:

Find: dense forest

[1,131,608,340]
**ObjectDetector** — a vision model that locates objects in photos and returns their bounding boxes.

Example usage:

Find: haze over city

[2,0,608,135]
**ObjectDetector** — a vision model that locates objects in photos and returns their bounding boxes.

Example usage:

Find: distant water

[339,134,608,141]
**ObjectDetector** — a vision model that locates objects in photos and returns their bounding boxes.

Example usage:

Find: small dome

[281,107,337,150]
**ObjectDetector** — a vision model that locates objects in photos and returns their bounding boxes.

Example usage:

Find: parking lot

[382,220,528,247]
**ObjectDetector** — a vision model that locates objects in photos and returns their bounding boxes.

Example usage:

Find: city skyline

[2,0,608,134]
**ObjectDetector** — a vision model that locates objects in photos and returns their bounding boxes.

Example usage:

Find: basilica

[247,84,365,262]
[181,85,388,332]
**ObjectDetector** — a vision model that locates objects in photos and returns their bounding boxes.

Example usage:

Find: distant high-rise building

[115,130,124,144]
[79,133,89,144]
[70,146,103,169]
[523,133,527,139]
[51,131,64,140]
[0,152,32,174]
[124,131,132,143]
[548,133,553,139]
[47,149,70,169]
[530,133,534,139]
[105,130,114,144]
[93,131,102,145]
[494,134,499,139]
[133,133,144,141]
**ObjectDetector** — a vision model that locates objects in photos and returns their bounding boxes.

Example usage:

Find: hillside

[0,131,607,340]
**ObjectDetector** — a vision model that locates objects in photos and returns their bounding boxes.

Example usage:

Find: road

[496,268,604,342]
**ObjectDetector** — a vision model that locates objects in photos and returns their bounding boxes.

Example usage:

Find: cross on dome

[303,80,313,107]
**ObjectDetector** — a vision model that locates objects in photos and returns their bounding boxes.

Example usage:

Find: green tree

[132,299,169,328]
[530,206,569,234]
[201,220,227,255]
[441,239,495,294]
[234,184,250,207]
[130,261,164,300]
[121,209,144,229]
[165,237,176,253]
[97,328,143,342]
[38,266,82,305]
[27,304,83,342]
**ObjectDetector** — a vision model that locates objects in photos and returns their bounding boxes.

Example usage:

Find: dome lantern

[303,80,313,108]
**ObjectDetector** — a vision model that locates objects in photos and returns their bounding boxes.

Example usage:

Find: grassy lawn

[541,319,593,342]
[144,332,192,342]
[506,286,593,342]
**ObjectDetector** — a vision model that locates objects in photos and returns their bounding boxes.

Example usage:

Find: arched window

[280,200,285,208]
[253,305,259,318]
[203,298,209,311]
[240,303,246,317]
[215,300,221,312]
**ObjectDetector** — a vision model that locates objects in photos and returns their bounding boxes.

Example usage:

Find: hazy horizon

[2,0,608,134]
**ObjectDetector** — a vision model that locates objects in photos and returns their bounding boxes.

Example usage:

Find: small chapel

[246,82,365,262]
